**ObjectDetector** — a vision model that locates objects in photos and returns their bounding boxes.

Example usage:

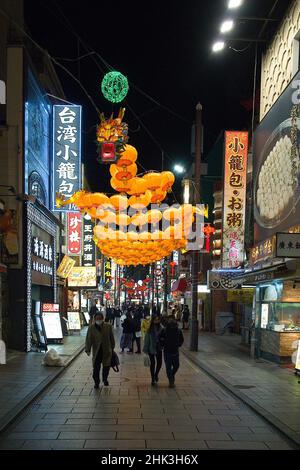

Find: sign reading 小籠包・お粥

[53,105,81,211]
[82,216,96,267]
[222,131,249,268]
[67,212,82,255]
[276,232,300,258]
[31,224,54,286]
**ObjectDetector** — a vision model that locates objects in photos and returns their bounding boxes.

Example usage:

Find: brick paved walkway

[0,330,86,432]
[0,342,295,450]
[182,331,300,447]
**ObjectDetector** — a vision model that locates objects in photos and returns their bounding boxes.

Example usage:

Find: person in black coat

[182,305,190,330]
[120,312,134,353]
[89,300,100,320]
[131,311,142,354]
[159,316,184,388]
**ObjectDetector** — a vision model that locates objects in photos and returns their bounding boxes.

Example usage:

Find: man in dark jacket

[85,312,115,388]
[89,299,100,320]
[159,316,184,388]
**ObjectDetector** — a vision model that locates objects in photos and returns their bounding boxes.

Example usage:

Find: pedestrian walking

[114,306,121,327]
[85,312,115,388]
[132,310,142,354]
[142,315,164,386]
[106,304,114,325]
[120,312,134,353]
[159,316,184,388]
[88,299,100,320]
[182,305,190,330]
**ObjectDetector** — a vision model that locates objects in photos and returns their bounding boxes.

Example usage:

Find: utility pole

[190,103,202,351]
[163,257,168,314]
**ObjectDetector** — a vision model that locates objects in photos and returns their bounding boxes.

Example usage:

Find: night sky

[24,0,290,196]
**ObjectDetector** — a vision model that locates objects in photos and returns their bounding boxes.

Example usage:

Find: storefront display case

[257,281,300,363]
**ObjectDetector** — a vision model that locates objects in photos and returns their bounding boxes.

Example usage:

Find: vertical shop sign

[104,258,112,288]
[67,212,82,255]
[82,216,96,266]
[53,105,81,211]
[222,131,248,268]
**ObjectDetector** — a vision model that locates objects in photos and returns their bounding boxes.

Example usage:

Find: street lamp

[220,19,234,34]
[212,41,225,53]
[228,0,243,9]
[174,164,186,174]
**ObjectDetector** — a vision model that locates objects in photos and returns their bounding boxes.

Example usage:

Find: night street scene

[0,0,300,460]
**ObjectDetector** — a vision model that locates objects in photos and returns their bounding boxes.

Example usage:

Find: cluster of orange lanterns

[56,143,204,266]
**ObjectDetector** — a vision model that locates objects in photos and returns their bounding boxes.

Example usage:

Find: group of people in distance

[85,300,190,389]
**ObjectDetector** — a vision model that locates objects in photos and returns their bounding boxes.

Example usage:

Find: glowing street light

[212,41,225,53]
[174,164,185,174]
[228,0,243,9]
[220,19,234,34]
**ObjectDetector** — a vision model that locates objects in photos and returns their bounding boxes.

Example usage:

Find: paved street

[0,330,86,432]
[0,340,295,450]
[182,331,300,446]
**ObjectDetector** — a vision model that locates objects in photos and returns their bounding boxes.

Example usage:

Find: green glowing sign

[101,71,129,103]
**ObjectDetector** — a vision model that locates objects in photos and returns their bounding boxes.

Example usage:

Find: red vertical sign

[67,212,82,255]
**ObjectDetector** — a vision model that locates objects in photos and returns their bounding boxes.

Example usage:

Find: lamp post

[190,103,202,351]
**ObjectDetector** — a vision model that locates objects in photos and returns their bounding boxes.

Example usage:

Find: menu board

[67,311,81,330]
[42,303,63,340]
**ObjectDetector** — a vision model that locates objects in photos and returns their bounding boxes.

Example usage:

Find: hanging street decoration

[56,107,205,267]
[97,108,129,163]
[101,71,129,103]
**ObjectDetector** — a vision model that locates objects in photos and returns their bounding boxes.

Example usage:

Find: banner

[67,212,82,255]
[53,105,81,211]
[82,216,96,267]
[222,131,248,268]
[253,69,300,244]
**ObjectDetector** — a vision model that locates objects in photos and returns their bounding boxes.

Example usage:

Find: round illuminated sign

[101,71,129,103]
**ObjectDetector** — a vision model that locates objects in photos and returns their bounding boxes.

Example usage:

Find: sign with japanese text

[250,236,276,265]
[67,212,82,255]
[53,105,81,211]
[41,303,63,340]
[31,224,54,287]
[68,266,97,287]
[227,288,254,304]
[82,216,96,267]
[222,131,249,268]
[57,255,76,278]
[67,311,81,330]
[276,232,300,258]
[104,258,112,288]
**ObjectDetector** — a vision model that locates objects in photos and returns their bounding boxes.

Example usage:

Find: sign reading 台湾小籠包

[67,212,82,256]
[82,216,96,267]
[276,232,300,258]
[222,131,249,268]
[53,105,81,211]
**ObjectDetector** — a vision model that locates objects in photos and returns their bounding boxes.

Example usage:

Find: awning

[235,260,299,285]
[171,278,188,293]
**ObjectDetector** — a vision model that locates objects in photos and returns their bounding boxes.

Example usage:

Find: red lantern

[203,224,215,252]
[169,261,177,277]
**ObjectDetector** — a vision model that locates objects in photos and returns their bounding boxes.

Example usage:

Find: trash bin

[215,311,234,335]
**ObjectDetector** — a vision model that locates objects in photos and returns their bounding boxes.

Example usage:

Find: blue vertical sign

[52,105,82,211]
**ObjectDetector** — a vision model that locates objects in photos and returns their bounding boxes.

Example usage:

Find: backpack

[111,350,120,372]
